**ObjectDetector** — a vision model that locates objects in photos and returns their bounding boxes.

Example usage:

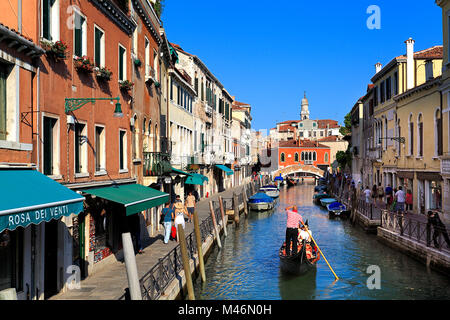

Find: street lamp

[65,96,123,118]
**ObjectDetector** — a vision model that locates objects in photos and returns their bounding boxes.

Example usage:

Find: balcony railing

[143,152,172,176]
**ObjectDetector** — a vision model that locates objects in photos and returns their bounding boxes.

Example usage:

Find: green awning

[185,173,208,185]
[171,167,190,176]
[0,170,84,233]
[82,184,169,216]
[215,164,234,176]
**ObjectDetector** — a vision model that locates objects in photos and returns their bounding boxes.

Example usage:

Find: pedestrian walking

[405,189,413,213]
[377,182,384,208]
[385,184,393,207]
[284,205,304,256]
[395,186,406,214]
[427,211,450,249]
[185,191,196,223]
[364,186,371,204]
[173,195,187,242]
[161,202,174,244]
[371,185,377,205]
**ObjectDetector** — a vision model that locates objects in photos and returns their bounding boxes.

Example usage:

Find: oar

[299,219,339,281]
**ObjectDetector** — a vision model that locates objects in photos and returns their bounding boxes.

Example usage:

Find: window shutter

[74,13,84,57]
[43,0,50,40]
[0,65,6,140]
[95,28,102,67]
[43,117,54,175]
[119,46,125,80]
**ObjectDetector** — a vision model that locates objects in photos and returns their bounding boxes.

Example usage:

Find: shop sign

[0,201,83,233]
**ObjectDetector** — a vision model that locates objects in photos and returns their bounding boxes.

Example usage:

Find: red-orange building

[278,139,331,171]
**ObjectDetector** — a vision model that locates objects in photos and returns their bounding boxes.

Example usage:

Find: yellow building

[436,0,450,221]
[365,36,445,219]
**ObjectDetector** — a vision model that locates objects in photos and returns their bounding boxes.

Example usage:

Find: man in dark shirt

[427,211,450,249]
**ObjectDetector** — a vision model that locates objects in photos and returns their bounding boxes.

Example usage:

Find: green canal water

[193,184,450,300]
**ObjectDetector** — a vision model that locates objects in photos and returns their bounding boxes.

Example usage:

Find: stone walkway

[50,183,250,300]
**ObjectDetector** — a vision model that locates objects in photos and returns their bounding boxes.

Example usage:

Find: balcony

[145,65,157,84]
[143,152,172,177]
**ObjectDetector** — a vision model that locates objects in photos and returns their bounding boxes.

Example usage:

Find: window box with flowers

[41,39,68,60]
[119,80,134,91]
[95,66,113,81]
[73,56,95,73]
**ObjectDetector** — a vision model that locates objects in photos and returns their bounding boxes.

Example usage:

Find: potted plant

[154,81,160,88]
[41,39,68,60]
[119,79,134,91]
[134,58,142,67]
[73,56,94,73]
[95,66,112,81]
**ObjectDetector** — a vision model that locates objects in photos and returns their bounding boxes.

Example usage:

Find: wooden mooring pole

[177,224,195,300]
[193,210,206,283]
[209,201,222,249]
[233,193,240,225]
[218,196,228,237]
[243,188,249,217]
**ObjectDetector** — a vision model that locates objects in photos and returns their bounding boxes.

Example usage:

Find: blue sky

[161,0,442,131]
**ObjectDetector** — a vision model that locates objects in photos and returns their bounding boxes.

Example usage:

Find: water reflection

[193,184,450,300]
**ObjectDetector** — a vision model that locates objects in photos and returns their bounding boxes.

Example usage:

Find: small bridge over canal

[273,164,325,179]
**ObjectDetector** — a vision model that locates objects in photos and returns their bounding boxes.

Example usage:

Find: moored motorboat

[313,192,330,204]
[327,201,349,218]
[260,185,280,198]
[320,198,337,207]
[279,239,320,275]
[248,192,274,211]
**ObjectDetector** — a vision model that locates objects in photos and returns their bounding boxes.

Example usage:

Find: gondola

[313,192,330,204]
[320,198,337,207]
[279,240,320,275]
[286,177,297,187]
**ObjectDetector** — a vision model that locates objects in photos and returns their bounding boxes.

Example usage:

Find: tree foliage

[153,0,165,18]
[339,112,352,136]
[336,149,352,170]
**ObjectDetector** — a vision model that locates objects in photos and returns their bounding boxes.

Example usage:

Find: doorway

[44,219,58,299]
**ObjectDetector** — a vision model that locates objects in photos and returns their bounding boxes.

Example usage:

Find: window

[0,65,7,140]
[425,60,434,81]
[170,78,173,100]
[153,49,158,81]
[294,152,299,162]
[409,114,414,156]
[95,125,105,172]
[373,86,378,106]
[0,228,24,292]
[320,131,324,137]
[324,152,329,163]
[301,152,304,161]
[394,72,398,95]
[435,109,443,156]
[386,77,391,100]
[280,153,285,162]
[118,45,126,81]
[119,130,127,171]
[145,37,150,78]
[42,0,59,41]
[74,122,87,174]
[417,114,423,157]
[380,81,385,103]
[94,26,105,67]
[313,152,316,161]
[74,11,86,57]
[43,116,58,176]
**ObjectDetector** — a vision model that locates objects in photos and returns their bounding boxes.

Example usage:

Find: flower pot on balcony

[74,56,94,73]
[42,40,68,61]
[134,58,142,67]
[119,80,134,91]
[95,67,112,81]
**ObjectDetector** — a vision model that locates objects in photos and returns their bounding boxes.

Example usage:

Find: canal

[193,184,450,300]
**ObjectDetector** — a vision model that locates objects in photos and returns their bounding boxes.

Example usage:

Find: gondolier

[285,205,304,256]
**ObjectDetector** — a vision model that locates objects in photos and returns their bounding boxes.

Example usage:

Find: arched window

[435,108,442,156]
[294,152,299,162]
[301,152,304,161]
[308,152,312,160]
[148,120,153,152]
[155,124,159,152]
[324,152,329,163]
[417,113,423,157]
[408,114,414,156]
[280,153,285,162]
[133,114,138,159]
[313,152,316,161]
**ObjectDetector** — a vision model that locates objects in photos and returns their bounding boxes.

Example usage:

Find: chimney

[375,62,382,74]
[405,37,415,90]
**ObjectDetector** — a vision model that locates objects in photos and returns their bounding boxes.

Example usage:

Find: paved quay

[50,183,250,300]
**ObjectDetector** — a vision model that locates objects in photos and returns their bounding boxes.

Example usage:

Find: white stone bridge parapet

[273,164,324,178]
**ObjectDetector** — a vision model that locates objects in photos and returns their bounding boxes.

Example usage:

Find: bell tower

[300,91,309,120]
